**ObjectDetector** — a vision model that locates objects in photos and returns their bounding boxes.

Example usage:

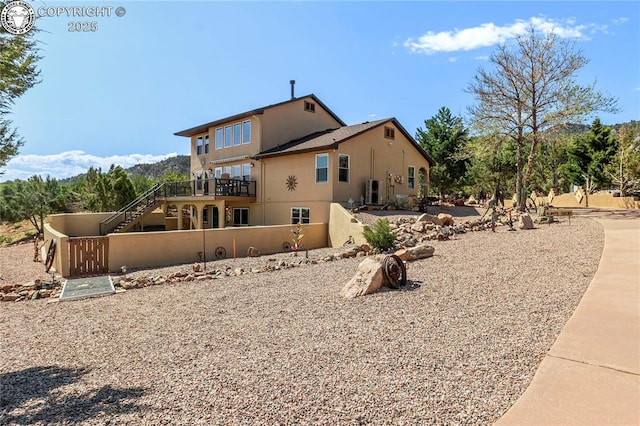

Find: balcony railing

[164,178,256,198]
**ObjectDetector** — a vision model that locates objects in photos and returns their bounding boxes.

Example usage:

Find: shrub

[362,219,396,253]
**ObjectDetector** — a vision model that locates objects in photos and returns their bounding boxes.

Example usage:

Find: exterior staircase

[99,183,166,235]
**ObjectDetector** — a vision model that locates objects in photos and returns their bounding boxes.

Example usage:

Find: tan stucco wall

[108,223,328,272]
[331,124,430,205]
[260,97,343,152]
[47,212,113,237]
[328,203,367,247]
[534,193,640,209]
[43,222,70,277]
[45,212,328,275]
[260,152,334,225]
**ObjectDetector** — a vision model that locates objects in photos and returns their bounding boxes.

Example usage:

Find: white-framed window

[224,126,232,148]
[196,136,203,155]
[338,154,349,183]
[232,164,241,178]
[223,165,232,176]
[304,101,315,113]
[316,153,328,183]
[214,167,222,178]
[242,120,251,144]
[291,207,310,224]
[407,166,415,189]
[233,208,249,226]
[242,163,251,181]
[204,135,210,154]
[215,128,223,150]
[233,123,241,146]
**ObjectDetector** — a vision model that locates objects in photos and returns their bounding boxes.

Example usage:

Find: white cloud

[1,151,178,182]
[404,16,602,55]
[448,57,458,63]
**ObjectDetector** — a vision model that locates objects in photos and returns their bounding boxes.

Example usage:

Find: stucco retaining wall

[45,213,328,275]
[108,223,327,272]
[534,193,640,209]
[328,203,367,247]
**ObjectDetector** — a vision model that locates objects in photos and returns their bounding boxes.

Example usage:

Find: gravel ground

[0,242,53,287]
[0,215,604,425]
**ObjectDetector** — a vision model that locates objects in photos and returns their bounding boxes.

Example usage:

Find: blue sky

[3,0,639,181]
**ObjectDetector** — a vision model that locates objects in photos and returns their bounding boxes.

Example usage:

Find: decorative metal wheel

[214,246,226,259]
[382,254,407,289]
[282,242,291,252]
[45,239,57,273]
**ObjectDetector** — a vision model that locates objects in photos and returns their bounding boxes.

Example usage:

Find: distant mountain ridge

[60,155,190,183]
[125,155,190,179]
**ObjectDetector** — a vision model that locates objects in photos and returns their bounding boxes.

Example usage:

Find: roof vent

[290,80,295,99]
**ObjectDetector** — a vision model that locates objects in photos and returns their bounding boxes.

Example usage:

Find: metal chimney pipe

[290,80,295,99]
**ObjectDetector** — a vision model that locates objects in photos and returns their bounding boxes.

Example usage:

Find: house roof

[174,94,347,137]
[255,118,436,166]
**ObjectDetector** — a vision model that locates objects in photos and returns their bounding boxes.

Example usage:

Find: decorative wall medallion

[286,175,298,191]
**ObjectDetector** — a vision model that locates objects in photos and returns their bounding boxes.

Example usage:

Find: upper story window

[233,123,241,146]
[215,128,223,150]
[384,126,395,140]
[204,135,210,154]
[242,120,251,144]
[316,153,328,183]
[214,121,251,150]
[304,101,316,113]
[196,136,203,155]
[224,126,232,148]
[407,166,415,189]
[338,154,349,183]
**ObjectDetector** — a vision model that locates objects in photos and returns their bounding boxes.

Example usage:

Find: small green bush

[362,218,396,253]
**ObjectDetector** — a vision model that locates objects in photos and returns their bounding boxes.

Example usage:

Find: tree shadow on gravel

[1,365,149,425]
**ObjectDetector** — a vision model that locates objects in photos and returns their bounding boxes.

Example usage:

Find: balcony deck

[163,179,257,201]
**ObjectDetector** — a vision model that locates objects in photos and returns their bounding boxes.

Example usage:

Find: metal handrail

[99,183,165,235]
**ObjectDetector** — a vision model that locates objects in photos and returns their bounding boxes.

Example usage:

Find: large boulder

[519,213,534,230]
[394,244,435,262]
[340,256,386,299]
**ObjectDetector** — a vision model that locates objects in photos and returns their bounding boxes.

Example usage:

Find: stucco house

[170,92,434,230]
[44,91,434,277]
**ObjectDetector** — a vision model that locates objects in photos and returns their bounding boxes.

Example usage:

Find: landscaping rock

[340,256,386,299]
[438,213,455,226]
[417,213,442,225]
[394,244,435,262]
[247,247,260,257]
[519,213,534,230]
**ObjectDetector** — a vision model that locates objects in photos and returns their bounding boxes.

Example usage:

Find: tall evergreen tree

[564,118,617,192]
[0,11,41,173]
[415,106,469,197]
